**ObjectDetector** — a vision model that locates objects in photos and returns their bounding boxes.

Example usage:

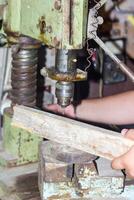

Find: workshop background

[0,0,134,200]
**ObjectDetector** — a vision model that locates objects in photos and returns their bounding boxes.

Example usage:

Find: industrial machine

[0,0,134,108]
[2,0,89,107]
[0,0,90,166]
[0,0,134,199]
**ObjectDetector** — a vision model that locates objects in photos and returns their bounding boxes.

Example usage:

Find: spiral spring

[85,0,102,72]
[90,0,102,39]
[85,41,94,72]
[11,37,41,107]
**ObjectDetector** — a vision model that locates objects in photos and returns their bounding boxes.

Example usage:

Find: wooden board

[12,105,134,160]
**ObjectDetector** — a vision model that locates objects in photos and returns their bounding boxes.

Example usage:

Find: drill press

[44,49,87,107]
[3,0,88,107]
[0,1,132,199]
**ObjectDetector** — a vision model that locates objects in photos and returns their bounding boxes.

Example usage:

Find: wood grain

[12,105,134,160]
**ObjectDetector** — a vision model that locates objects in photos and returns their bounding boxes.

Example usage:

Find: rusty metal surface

[74,162,98,178]
[10,36,41,107]
[3,0,88,49]
[41,67,87,82]
[40,141,96,164]
[39,141,96,183]
[39,141,73,183]
[39,141,125,199]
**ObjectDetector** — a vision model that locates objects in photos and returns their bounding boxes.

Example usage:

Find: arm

[76,90,134,125]
[112,129,134,178]
[45,92,134,178]
[46,91,134,125]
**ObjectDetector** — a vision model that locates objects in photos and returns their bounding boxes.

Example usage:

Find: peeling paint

[3,0,88,49]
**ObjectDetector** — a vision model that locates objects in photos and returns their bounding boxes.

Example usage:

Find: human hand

[44,104,76,118]
[112,129,134,178]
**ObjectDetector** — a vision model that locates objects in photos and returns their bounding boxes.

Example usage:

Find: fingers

[44,104,66,115]
[44,104,59,113]
[44,104,75,118]
[124,129,134,140]
[112,129,134,177]
[64,104,75,118]
[112,145,134,178]
[111,155,125,170]
[121,129,128,136]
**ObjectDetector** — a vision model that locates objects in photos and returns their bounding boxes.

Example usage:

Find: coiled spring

[11,37,41,107]
[85,40,94,72]
[90,0,102,39]
[85,0,102,72]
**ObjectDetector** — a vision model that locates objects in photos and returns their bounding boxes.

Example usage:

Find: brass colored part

[45,68,87,82]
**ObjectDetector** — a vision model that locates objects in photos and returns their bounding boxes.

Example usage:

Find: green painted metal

[0,0,7,5]
[0,155,8,167]
[2,109,42,166]
[39,141,124,199]
[3,0,88,49]
[41,177,124,199]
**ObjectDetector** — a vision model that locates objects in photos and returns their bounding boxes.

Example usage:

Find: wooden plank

[12,105,134,161]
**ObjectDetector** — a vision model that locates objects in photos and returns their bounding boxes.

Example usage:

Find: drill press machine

[3,0,134,107]
[0,0,89,167]
[4,0,88,107]
[1,0,134,199]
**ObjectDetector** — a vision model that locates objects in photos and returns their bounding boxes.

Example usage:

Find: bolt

[54,0,61,10]
[46,26,52,33]
[40,20,46,34]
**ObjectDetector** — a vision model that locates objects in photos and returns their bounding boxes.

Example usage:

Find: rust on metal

[46,25,53,33]
[43,67,87,82]
[75,163,98,178]
[4,21,42,48]
[37,16,46,34]
[39,141,73,183]
[53,36,60,48]
[38,33,49,45]
[3,22,21,44]
[10,36,41,107]
[37,16,52,35]
[18,36,41,49]
[54,0,62,10]
[37,16,53,45]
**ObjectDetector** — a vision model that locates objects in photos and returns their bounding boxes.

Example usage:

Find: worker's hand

[112,129,134,178]
[44,104,76,118]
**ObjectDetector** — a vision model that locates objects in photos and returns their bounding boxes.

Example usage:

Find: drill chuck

[56,81,74,107]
